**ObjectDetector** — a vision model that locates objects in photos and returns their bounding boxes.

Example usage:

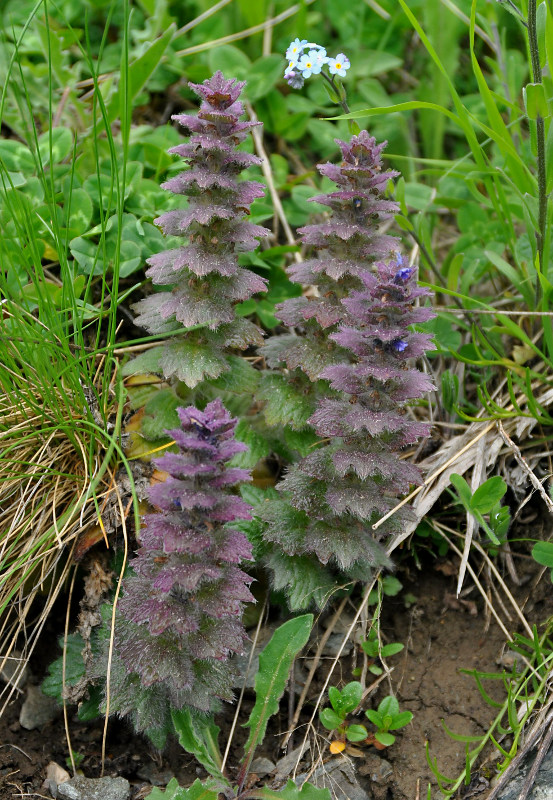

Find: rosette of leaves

[125,71,269,389]
[261,258,435,607]
[93,398,255,746]
[259,131,400,435]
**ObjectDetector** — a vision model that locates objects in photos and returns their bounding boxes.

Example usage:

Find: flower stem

[320,70,360,134]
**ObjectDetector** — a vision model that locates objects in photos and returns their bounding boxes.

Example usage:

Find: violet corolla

[95,399,255,745]
[125,72,269,388]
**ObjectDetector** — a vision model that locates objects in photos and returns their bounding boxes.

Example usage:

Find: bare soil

[1,550,551,800]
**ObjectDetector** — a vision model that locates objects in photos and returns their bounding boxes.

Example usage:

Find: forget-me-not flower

[286,38,308,63]
[328,54,350,77]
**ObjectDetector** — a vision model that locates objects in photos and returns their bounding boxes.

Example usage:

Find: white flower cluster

[284,38,350,89]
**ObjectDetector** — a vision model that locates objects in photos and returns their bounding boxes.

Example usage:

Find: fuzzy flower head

[328,54,350,77]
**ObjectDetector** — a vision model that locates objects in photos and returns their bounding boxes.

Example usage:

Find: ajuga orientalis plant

[259,131,400,432]
[125,71,269,389]
[259,133,435,607]
[92,399,255,746]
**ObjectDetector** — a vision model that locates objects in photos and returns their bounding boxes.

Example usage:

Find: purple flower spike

[261,130,400,384]
[110,399,255,734]
[126,72,270,388]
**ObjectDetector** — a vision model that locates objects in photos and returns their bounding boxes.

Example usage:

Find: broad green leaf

[63,188,93,237]
[389,711,413,730]
[365,709,383,727]
[37,128,73,165]
[378,696,399,718]
[381,643,404,658]
[524,83,550,120]
[382,575,403,597]
[142,389,180,440]
[338,681,363,713]
[171,709,226,784]
[346,724,368,742]
[375,732,395,747]
[470,476,507,513]
[531,541,553,568]
[207,45,251,81]
[319,708,343,730]
[242,615,313,765]
[246,55,283,102]
[0,140,35,172]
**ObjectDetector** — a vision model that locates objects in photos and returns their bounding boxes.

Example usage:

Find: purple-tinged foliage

[128,72,269,388]
[105,399,254,741]
[259,132,400,431]
[261,251,435,588]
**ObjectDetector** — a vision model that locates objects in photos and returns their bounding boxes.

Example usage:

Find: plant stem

[527,0,548,309]
[320,70,360,134]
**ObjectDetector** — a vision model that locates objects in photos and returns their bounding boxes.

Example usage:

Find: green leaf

[381,643,404,658]
[319,708,344,730]
[145,778,219,800]
[37,128,73,165]
[171,709,226,784]
[378,696,399,718]
[338,681,363,713]
[328,686,342,713]
[365,710,383,727]
[381,575,402,597]
[242,615,313,765]
[531,541,553,568]
[346,724,368,742]
[0,140,35,172]
[207,45,251,81]
[246,55,283,102]
[375,732,395,747]
[142,389,180,441]
[449,473,472,508]
[470,476,507,514]
[251,779,331,800]
[258,373,316,430]
[537,2,547,68]
[389,711,413,730]
[63,188,93,237]
[523,83,550,120]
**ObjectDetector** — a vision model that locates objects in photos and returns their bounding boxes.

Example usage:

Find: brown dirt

[1,553,551,800]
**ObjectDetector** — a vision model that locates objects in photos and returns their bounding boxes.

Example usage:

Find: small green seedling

[360,630,404,676]
[449,474,510,546]
[365,695,413,747]
[319,681,368,752]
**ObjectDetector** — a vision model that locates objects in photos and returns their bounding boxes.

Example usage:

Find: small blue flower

[391,339,408,353]
[298,50,326,78]
[393,267,414,284]
[328,54,350,77]
[286,38,308,62]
